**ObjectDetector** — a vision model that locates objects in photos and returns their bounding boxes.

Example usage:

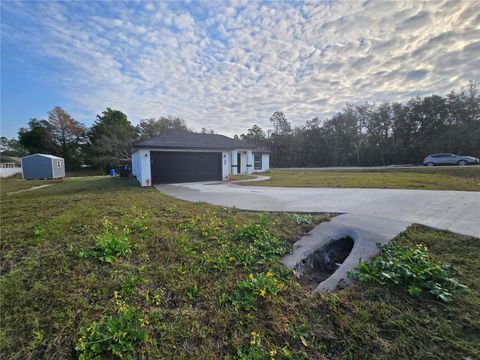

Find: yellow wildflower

[250,332,258,345]
[266,271,273,278]
[259,289,267,297]
[249,274,254,280]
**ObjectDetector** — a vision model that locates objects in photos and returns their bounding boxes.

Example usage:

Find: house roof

[0,156,21,163]
[133,129,270,152]
[22,153,64,160]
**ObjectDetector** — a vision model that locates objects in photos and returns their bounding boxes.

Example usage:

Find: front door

[237,153,241,174]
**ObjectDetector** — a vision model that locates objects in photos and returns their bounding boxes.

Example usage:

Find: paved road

[156,183,480,238]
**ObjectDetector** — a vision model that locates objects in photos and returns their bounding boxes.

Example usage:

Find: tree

[201,128,215,134]
[239,125,267,145]
[0,137,27,157]
[18,119,55,155]
[47,106,87,167]
[137,116,189,139]
[88,108,138,169]
[268,112,295,166]
[269,111,292,135]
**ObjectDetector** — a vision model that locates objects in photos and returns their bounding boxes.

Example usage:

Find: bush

[349,242,467,302]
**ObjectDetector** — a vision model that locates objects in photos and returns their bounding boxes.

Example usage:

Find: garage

[150,151,222,184]
[131,129,270,186]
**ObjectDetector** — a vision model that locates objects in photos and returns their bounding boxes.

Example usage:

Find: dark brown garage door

[150,151,222,184]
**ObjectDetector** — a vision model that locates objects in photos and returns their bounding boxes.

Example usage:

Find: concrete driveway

[156,182,480,238]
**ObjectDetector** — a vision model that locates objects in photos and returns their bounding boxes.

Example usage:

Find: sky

[1,0,479,138]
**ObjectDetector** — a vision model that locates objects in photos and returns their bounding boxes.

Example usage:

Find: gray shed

[21,154,65,180]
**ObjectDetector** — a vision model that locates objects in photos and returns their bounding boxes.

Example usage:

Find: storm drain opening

[296,237,354,291]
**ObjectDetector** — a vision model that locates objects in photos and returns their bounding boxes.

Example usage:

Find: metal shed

[21,154,65,180]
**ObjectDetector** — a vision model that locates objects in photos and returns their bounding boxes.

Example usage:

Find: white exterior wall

[0,167,22,178]
[246,150,253,174]
[262,154,270,171]
[222,151,230,179]
[230,150,238,176]
[132,149,152,186]
[239,151,247,174]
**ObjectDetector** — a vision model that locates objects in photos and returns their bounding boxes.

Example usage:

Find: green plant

[237,332,267,359]
[92,219,133,263]
[185,285,199,301]
[288,214,314,226]
[349,242,467,302]
[231,272,286,311]
[75,293,147,359]
[124,206,151,236]
[233,223,290,268]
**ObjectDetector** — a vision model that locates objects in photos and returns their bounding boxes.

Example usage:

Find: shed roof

[133,129,269,152]
[22,153,64,160]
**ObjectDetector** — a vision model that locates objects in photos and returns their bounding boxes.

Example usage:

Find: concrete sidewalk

[156,182,480,238]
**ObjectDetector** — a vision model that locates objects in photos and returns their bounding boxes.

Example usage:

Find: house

[0,156,22,178]
[21,154,65,180]
[131,129,269,186]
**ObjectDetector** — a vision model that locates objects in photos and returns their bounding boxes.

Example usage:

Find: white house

[131,129,270,186]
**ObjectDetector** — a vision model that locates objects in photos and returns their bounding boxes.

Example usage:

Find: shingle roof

[133,129,269,151]
[22,153,64,160]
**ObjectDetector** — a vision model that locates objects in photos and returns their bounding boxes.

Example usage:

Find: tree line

[237,82,480,167]
[1,109,194,171]
[1,82,478,170]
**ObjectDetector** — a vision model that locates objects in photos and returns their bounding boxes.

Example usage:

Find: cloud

[1,0,479,135]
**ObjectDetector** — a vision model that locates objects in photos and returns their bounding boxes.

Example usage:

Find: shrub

[349,242,467,302]
[76,294,147,359]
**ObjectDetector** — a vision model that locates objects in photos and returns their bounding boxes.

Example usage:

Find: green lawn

[230,174,258,181]
[1,177,479,359]
[242,167,480,191]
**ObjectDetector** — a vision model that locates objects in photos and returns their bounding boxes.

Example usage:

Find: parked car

[423,153,479,166]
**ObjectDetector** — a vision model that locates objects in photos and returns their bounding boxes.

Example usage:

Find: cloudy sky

[1,0,479,138]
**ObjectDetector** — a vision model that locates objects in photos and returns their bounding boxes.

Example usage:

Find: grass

[241,167,480,191]
[1,177,479,359]
[230,174,258,181]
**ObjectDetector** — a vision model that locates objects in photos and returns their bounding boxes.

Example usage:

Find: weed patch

[229,271,289,312]
[349,242,467,302]
[90,219,134,263]
[75,293,147,359]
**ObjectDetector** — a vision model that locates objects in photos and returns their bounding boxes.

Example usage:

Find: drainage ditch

[296,237,354,291]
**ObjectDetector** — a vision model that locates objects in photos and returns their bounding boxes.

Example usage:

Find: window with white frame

[254,154,262,170]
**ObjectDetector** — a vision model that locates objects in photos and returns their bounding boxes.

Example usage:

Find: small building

[0,156,22,178]
[21,154,65,180]
[131,129,270,186]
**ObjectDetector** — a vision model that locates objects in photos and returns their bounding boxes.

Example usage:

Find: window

[254,154,262,170]
[56,160,62,168]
